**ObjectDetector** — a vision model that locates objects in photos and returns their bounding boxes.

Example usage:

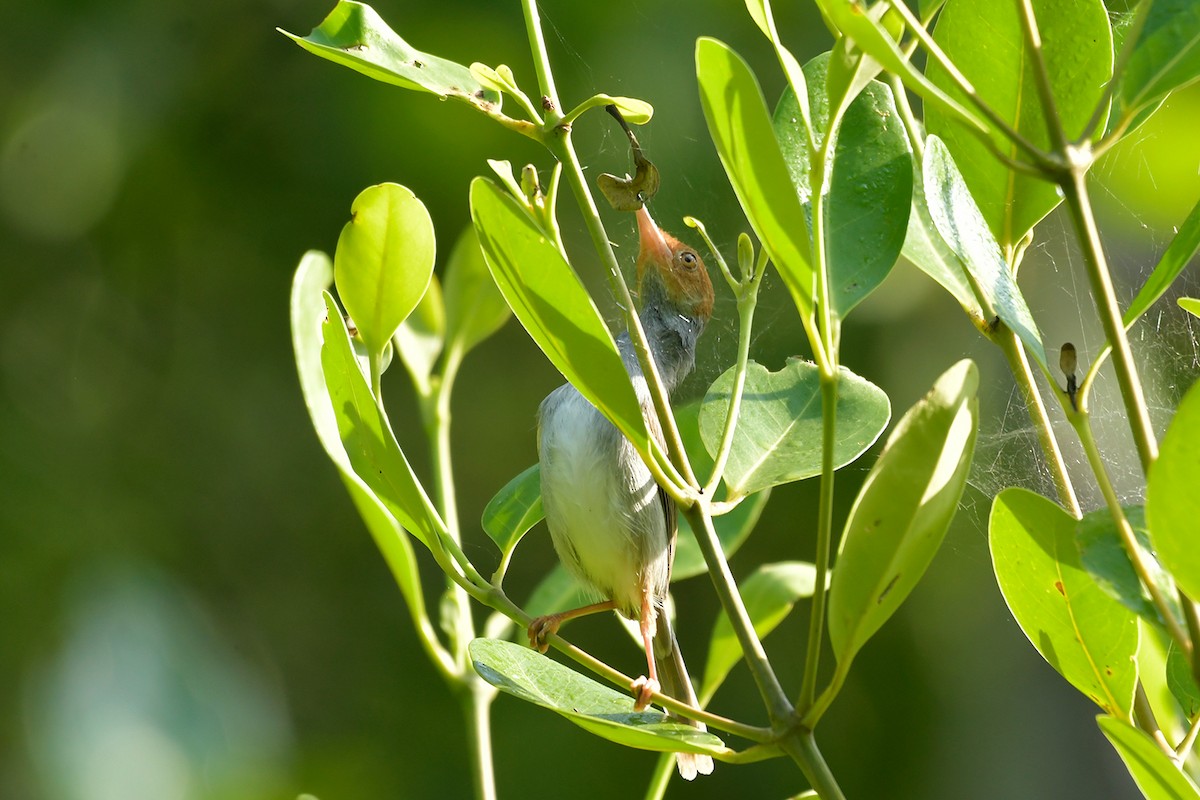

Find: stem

[799,370,839,711]
[683,502,793,722]
[705,286,760,496]
[522,0,559,113]
[643,754,675,800]
[1176,714,1200,764]
[1060,170,1159,474]
[461,681,498,800]
[1071,414,1188,650]
[777,730,847,800]
[996,329,1082,517]
[369,352,383,400]
[1015,0,1068,153]
[1133,682,1173,756]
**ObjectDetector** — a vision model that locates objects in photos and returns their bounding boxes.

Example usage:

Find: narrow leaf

[990,488,1139,717]
[1181,297,1200,319]
[279,1,501,110]
[698,359,891,498]
[696,37,816,319]
[334,183,435,357]
[1118,0,1200,121]
[1098,716,1200,800]
[701,561,818,701]
[321,293,445,551]
[469,639,728,756]
[924,0,1112,250]
[444,225,511,359]
[482,465,543,559]
[902,160,982,318]
[290,252,424,614]
[827,359,979,670]
[469,177,651,458]
[923,137,1047,368]
[1147,377,1200,601]
[1127,198,1200,327]
[1167,642,1200,717]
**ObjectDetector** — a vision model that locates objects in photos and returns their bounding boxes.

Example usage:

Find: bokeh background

[2,0,1198,798]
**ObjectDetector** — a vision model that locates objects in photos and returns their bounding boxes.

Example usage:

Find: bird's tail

[653,618,715,780]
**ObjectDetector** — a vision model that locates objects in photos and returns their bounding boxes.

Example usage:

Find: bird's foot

[631,675,660,711]
[526,614,561,654]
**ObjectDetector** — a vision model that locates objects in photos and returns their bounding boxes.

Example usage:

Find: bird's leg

[527,599,618,654]
[631,590,661,711]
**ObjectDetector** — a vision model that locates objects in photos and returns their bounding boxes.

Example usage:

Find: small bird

[528,205,715,780]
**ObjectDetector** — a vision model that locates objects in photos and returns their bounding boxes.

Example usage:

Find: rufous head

[635,206,714,322]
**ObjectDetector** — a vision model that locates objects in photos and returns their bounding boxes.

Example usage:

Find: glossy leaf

[1147,378,1200,601]
[923,137,1047,368]
[469,638,728,756]
[924,0,1112,250]
[280,1,501,110]
[701,561,818,701]
[444,225,511,360]
[321,293,445,551]
[1098,716,1200,800]
[990,488,1139,717]
[774,54,913,317]
[334,183,435,357]
[902,156,982,318]
[745,0,813,141]
[1117,0,1200,121]
[828,359,979,669]
[698,359,891,499]
[1076,505,1173,625]
[696,37,815,318]
[1181,297,1200,319]
[482,464,543,559]
[393,274,444,395]
[290,252,424,615]
[469,178,651,458]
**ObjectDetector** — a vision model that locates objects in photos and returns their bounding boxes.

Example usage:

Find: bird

[528,204,716,780]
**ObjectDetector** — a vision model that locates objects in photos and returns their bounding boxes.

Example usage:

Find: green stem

[1060,170,1159,474]
[369,351,383,400]
[777,730,847,800]
[1176,712,1200,764]
[1133,682,1172,755]
[521,0,559,114]
[683,502,793,722]
[643,753,675,800]
[460,681,499,800]
[996,330,1082,517]
[705,285,760,496]
[1015,0,1068,153]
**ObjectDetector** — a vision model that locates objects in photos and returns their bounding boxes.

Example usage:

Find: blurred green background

[2,1,1197,798]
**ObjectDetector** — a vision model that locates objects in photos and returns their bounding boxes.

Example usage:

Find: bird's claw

[527,615,560,654]
[631,675,660,711]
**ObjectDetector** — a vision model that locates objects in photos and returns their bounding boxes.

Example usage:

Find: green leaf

[1118,0,1200,121]
[290,252,424,615]
[1167,642,1200,717]
[334,183,435,358]
[444,225,511,360]
[1098,716,1200,800]
[321,293,445,551]
[482,465,543,560]
[468,639,728,756]
[923,137,1047,368]
[1076,506,1177,628]
[605,96,654,125]
[695,37,816,319]
[701,561,818,701]
[1147,377,1200,601]
[902,156,982,319]
[828,359,979,670]
[745,0,813,143]
[697,359,891,499]
[773,54,913,317]
[990,488,1139,717]
[279,1,501,110]
[469,177,651,458]
[523,565,591,622]
[924,0,1113,251]
[1180,297,1200,319]
[393,274,444,395]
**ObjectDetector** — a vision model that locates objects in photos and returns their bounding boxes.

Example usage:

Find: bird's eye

[679,251,698,270]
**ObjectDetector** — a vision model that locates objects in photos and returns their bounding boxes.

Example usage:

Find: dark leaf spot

[1054,580,1065,595]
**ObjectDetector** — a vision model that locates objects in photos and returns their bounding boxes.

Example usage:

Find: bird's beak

[636,205,673,271]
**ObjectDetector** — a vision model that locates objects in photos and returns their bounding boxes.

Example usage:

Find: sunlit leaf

[1180,297,1200,319]
[745,0,813,142]
[290,252,424,614]
[923,137,1047,368]
[482,464,543,560]
[469,639,728,756]
[1147,378,1200,601]
[334,183,435,357]
[469,177,651,458]
[1076,506,1176,628]
[698,359,891,499]
[774,54,913,317]
[1098,716,1200,799]
[701,561,818,702]
[279,1,501,110]
[1117,0,1200,122]
[696,37,815,319]
[444,226,511,359]
[828,359,978,670]
[990,488,1139,717]
[924,0,1112,251]
[393,274,444,395]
